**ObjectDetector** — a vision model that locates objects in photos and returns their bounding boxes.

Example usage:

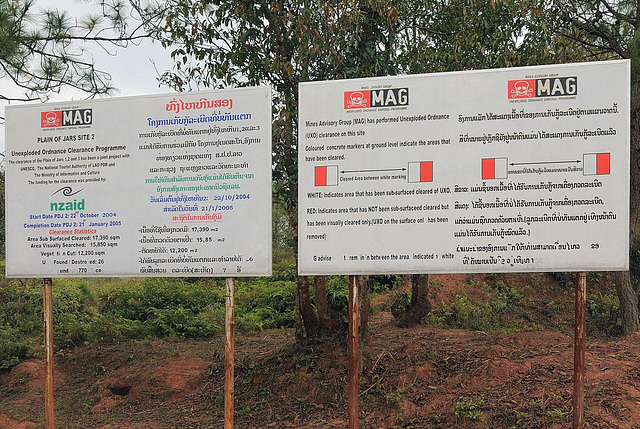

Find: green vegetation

[454,397,484,423]
[0,325,29,371]
[0,258,630,372]
[428,279,534,334]
[0,262,409,371]
[0,273,288,370]
[587,292,623,337]
[0,0,166,103]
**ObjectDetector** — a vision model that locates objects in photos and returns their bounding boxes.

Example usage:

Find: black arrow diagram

[341,168,407,174]
[509,160,581,166]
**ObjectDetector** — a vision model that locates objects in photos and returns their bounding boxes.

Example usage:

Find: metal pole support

[43,278,55,429]
[224,277,235,429]
[348,275,359,429]
[573,272,587,429]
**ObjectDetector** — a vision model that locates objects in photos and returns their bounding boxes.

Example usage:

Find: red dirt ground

[1,274,639,428]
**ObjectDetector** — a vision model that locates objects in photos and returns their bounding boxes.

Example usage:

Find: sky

[0,0,175,158]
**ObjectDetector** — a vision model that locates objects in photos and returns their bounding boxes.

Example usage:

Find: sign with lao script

[5,86,272,277]
[298,61,629,275]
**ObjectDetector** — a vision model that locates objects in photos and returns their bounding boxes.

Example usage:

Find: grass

[0,271,295,370]
[0,257,628,373]
[427,278,536,334]
[454,397,484,423]
[0,252,408,372]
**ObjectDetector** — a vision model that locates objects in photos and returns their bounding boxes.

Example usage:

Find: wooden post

[348,275,359,429]
[224,277,235,429]
[43,278,55,429]
[573,272,587,429]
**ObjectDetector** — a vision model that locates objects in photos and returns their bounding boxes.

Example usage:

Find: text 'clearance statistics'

[298,61,629,275]
[5,87,272,277]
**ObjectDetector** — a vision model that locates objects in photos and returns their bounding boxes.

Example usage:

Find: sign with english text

[298,61,630,275]
[5,87,272,277]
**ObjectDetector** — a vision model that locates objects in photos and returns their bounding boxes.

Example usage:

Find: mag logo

[344,88,409,109]
[344,91,370,109]
[508,77,577,99]
[41,109,93,128]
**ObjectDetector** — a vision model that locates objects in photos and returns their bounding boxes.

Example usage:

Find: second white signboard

[298,61,629,275]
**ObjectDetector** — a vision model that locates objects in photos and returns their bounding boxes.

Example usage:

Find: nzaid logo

[50,199,85,211]
[508,77,577,99]
[344,88,409,109]
[41,109,93,128]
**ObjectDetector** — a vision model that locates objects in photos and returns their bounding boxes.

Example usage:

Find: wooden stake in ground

[225,277,235,429]
[348,275,359,429]
[43,277,55,429]
[573,272,586,429]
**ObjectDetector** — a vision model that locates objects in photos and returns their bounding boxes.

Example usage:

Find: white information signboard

[298,61,629,275]
[5,87,272,277]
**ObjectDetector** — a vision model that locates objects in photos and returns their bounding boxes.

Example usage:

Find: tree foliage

[394,0,581,73]
[157,1,398,213]
[156,0,403,339]
[155,0,621,338]
[0,0,166,109]
[554,0,640,334]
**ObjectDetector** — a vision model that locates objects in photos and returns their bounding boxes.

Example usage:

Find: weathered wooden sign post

[225,277,235,429]
[573,272,587,428]
[43,278,55,429]
[5,87,273,427]
[347,275,359,429]
[298,61,630,429]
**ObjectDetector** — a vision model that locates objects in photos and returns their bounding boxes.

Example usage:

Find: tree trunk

[398,274,431,327]
[296,275,320,340]
[357,275,371,375]
[315,276,333,333]
[615,271,640,335]
[294,275,305,342]
[619,93,640,334]
[289,207,321,341]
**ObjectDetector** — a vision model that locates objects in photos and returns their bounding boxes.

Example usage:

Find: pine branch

[0,94,39,102]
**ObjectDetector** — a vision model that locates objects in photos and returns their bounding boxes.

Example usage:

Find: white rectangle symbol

[495,158,508,179]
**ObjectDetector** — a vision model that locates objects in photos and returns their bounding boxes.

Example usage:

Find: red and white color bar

[482,157,508,180]
[583,153,610,175]
[408,161,433,183]
[315,165,339,186]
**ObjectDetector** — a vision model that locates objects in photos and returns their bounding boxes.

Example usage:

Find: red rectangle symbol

[41,111,61,128]
[596,153,610,175]
[315,166,327,186]
[508,79,535,99]
[482,158,495,180]
[344,91,370,109]
[420,161,433,182]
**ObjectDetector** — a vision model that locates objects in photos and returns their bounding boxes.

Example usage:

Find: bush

[446,294,495,332]
[390,290,411,319]
[428,281,527,334]
[236,280,296,331]
[272,259,296,282]
[587,292,622,337]
[326,276,348,314]
[0,325,29,372]
[369,275,403,293]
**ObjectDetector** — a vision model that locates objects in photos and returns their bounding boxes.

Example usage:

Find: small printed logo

[508,79,535,99]
[41,111,62,128]
[344,91,370,109]
[50,187,85,212]
[508,77,577,99]
[344,88,409,109]
[41,108,93,128]
[52,186,83,197]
